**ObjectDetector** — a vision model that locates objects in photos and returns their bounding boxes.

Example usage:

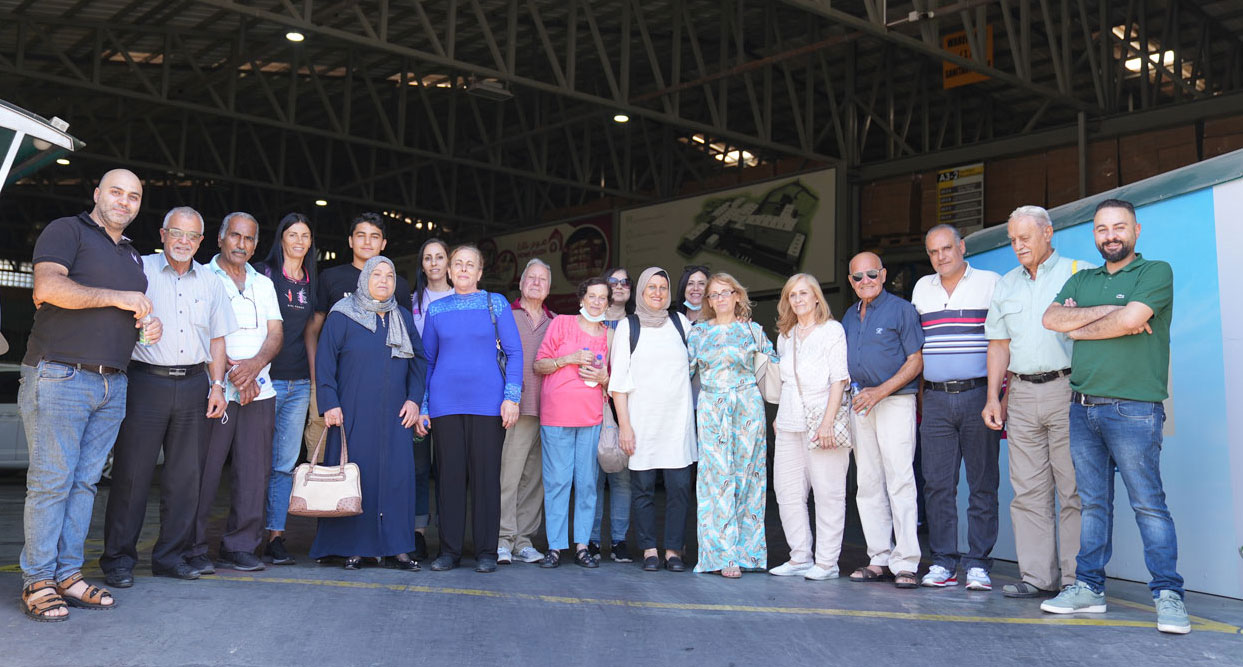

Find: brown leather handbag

[288,425,363,517]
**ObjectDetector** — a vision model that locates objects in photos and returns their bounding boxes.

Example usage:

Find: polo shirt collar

[77,211,133,245]
[929,262,974,287]
[1088,252,1147,275]
[510,297,555,319]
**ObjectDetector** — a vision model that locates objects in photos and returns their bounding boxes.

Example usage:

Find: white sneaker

[516,546,544,563]
[921,564,958,587]
[965,567,992,591]
[769,561,814,577]
[803,564,840,581]
[496,546,513,564]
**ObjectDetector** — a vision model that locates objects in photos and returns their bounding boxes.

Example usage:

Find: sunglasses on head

[849,269,882,283]
[607,277,631,287]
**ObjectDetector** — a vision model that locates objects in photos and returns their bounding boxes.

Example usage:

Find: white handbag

[289,425,363,518]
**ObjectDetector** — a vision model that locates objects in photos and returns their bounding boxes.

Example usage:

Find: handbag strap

[791,331,809,406]
[308,423,350,470]
[484,290,501,347]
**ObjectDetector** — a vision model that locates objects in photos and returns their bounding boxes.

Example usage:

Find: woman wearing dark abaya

[311,256,427,570]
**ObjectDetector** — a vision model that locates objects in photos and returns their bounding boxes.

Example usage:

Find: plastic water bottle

[583,349,604,387]
[137,315,154,346]
[849,381,861,397]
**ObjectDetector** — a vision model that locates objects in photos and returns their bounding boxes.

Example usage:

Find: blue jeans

[265,378,310,532]
[541,425,601,550]
[591,467,631,544]
[19,362,128,586]
[1069,400,1183,598]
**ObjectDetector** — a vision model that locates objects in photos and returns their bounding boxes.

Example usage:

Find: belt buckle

[169,367,187,377]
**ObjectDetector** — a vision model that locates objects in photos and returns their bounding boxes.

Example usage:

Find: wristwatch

[210,379,226,391]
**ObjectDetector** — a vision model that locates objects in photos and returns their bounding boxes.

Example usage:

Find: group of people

[15,168,1188,636]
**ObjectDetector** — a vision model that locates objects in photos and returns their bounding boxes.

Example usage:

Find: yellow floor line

[198,573,1243,635]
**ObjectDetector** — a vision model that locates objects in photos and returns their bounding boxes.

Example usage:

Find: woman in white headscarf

[311,256,427,571]
[610,267,697,573]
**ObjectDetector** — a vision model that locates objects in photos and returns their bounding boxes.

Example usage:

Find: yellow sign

[942,26,994,89]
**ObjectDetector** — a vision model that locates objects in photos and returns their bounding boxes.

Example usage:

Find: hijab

[634,267,672,329]
[330,256,415,359]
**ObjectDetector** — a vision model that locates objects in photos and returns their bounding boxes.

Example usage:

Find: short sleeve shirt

[984,251,1093,374]
[841,290,924,394]
[911,263,999,382]
[256,262,315,380]
[1053,254,1172,402]
[316,263,412,314]
[209,256,283,402]
[23,212,148,370]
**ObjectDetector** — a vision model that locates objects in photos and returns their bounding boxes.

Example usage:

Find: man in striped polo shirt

[911,224,1001,591]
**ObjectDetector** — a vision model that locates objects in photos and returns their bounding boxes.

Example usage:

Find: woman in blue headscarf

[311,256,427,570]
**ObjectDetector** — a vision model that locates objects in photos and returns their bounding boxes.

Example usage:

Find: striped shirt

[132,253,237,367]
[911,263,999,382]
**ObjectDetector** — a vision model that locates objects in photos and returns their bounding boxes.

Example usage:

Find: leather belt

[1072,391,1122,406]
[131,360,205,378]
[924,377,987,393]
[46,360,124,375]
[1016,368,1071,384]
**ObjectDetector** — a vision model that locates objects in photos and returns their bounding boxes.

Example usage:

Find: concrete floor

[1,469,1241,666]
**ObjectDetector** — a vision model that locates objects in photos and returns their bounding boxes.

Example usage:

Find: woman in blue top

[416,244,523,573]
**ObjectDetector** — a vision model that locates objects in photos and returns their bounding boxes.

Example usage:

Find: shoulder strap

[484,291,501,343]
[1071,259,1079,274]
[669,314,688,347]
[628,314,640,354]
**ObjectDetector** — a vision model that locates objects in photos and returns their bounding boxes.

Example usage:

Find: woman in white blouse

[610,267,697,573]
[769,273,851,581]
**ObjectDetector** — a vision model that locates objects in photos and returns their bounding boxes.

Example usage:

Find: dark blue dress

[310,308,426,558]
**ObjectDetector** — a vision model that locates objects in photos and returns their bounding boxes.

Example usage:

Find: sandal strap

[22,579,58,597]
[56,572,112,604]
[22,581,68,616]
[55,571,84,590]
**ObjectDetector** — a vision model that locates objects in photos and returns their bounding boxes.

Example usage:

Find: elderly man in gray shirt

[100,206,236,587]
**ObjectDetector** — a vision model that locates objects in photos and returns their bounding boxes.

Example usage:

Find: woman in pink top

[533,278,611,568]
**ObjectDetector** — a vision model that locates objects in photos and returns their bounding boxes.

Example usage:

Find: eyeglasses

[230,290,259,329]
[848,269,882,283]
[607,277,631,287]
[165,228,203,241]
[707,289,735,300]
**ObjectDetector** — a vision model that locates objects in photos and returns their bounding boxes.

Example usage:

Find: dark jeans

[919,386,1000,572]
[102,369,207,573]
[1070,400,1183,597]
[630,465,694,553]
[433,414,503,561]
[190,398,275,557]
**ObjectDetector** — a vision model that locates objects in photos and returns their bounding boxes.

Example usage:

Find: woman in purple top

[415,244,523,573]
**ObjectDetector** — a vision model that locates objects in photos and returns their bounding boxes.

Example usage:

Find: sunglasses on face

[849,269,882,283]
[607,277,631,287]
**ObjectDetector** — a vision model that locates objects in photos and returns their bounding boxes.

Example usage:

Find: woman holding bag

[532,277,610,568]
[311,256,426,571]
[686,273,777,578]
[768,274,851,581]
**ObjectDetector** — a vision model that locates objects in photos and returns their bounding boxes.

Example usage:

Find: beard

[167,247,195,263]
[1096,239,1132,263]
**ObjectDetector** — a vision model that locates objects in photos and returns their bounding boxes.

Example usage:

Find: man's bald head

[849,251,883,273]
[91,168,143,233]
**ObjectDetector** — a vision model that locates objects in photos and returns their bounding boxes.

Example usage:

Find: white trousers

[852,393,921,573]
[773,428,851,567]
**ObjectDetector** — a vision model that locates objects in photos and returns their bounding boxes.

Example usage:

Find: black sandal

[574,548,599,569]
[848,566,894,583]
[344,556,363,570]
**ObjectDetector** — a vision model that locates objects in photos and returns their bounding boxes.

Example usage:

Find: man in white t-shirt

[188,212,284,574]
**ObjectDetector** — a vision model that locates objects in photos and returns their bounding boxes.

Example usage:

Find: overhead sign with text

[936,162,985,233]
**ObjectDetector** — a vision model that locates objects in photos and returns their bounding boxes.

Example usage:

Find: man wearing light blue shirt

[982,205,1089,598]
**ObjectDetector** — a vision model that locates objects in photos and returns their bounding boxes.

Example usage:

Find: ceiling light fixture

[314,199,328,207]
[613,113,630,124]
[55,158,70,165]
[285,31,305,43]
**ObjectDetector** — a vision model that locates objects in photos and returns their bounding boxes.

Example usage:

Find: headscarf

[634,267,672,329]
[330,256,415,359]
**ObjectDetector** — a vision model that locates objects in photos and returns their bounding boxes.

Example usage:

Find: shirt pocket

[996,299,1024,328]
[189,298,210,330]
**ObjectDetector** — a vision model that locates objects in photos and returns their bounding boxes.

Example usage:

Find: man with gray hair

[188,212,283,573]
[101,206,237,586]
[982,205,1088,598]
[497,258,555,564]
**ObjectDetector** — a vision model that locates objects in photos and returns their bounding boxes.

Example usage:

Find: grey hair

[925,223,962,242]
[520,257,552,283]
[218,211,258,239]
[1008,205,1052,229]
[163,206,204,232]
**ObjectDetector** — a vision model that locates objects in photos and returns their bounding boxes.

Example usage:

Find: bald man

[19,168,161,620]
[841,252,924,589]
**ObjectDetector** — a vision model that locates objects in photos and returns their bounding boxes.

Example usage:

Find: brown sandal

[56,572,116,610]
[894,571,919,589]
[22,580,69,622]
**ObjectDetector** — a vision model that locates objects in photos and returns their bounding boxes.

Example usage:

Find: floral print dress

[687,320,778,572]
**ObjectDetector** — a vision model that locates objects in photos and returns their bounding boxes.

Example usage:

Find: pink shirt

[537,315,608,427]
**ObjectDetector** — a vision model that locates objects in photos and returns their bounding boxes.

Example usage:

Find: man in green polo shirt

[1038,198,1189,634]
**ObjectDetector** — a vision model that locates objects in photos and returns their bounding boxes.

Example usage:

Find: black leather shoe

[217,550,265,572]
[264,536,295,565]
[642,556,660,572]
[411,532,429,561]
[430,555,458,571]
[475,556,498,573]
[665,556,686,572]
[343,556,362,570]
[186,555,215,575]
[105,568,134,588]
[388,555,421,571]
[153,563,200,580]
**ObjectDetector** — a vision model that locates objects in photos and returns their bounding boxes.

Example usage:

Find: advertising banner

[479,214,613,313]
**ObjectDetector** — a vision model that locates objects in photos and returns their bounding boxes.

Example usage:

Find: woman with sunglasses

[686,273,777,578]
[672,265,710,323]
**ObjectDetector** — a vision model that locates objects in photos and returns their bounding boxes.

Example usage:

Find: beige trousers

[1006,375,1081,590]
[498,415,544,552]
[852,393,921,574]
[773,429,851,567]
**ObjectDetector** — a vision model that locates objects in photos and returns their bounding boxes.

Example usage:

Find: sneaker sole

[519,556,543,564]
[921,578,958,588]
[1040,602,1107,614]
[965,582,992,591]
[1157,622,1191,635]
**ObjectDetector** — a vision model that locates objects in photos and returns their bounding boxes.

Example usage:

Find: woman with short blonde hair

[768,273,851,581]
[699,272,753,322]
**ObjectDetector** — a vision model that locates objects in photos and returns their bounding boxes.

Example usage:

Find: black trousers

[100,369,208,573]
[190,398,275,557]
[432,414,503,561]
[630,465,695,553]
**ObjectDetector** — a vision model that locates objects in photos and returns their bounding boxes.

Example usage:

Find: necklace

[796,321,814,331]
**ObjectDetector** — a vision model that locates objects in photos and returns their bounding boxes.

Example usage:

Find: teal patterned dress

[688,320,778,572]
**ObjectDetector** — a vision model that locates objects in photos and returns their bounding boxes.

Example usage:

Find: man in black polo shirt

[304,212,412,457]
[18,168,161,621]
